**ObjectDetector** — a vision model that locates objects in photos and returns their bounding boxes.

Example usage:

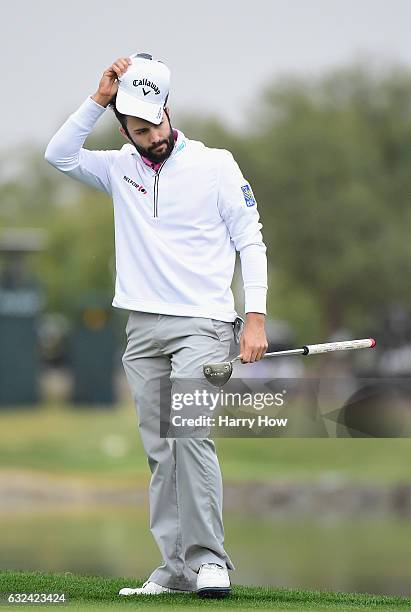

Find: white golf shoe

[119,580,191,595]
[196,563,231,598]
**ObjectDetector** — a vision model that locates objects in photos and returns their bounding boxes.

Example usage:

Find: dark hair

[108,93,128,131]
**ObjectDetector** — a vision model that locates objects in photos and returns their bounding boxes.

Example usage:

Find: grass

[0,571,410,611]
[1,402,411,486]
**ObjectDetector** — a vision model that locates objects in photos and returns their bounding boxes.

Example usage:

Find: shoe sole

[197,587,231,598]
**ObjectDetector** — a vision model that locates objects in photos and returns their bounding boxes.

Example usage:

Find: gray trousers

[122,311,235,591]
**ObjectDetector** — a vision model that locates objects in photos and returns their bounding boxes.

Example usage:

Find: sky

[3,0,411,156]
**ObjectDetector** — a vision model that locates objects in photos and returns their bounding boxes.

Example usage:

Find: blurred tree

[32,189,115,317]
[240,64,411,339]
[0,153,60,226]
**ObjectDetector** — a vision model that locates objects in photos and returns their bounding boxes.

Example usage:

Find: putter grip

[304,338,376,355]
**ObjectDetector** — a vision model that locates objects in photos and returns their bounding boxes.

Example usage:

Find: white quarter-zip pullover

[45,96,268,322]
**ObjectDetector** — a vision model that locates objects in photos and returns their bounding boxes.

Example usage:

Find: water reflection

[1,507,410,596]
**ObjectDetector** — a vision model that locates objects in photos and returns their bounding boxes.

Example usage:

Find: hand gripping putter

[203,338,376,387]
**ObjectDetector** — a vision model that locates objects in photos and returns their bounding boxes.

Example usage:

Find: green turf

[1,402,411,486]
[0,571,410,611]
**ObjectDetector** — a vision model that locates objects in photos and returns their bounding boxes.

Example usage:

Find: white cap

[116,53,170,125]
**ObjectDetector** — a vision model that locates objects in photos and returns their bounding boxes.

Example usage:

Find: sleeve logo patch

[241,183,256,207]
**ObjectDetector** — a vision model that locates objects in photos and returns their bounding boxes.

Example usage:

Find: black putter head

[203,361,233,387]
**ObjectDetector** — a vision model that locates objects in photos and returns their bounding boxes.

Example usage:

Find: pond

[1,507,410,597]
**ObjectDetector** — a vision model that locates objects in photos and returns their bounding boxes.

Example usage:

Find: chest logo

[123,175,147,194]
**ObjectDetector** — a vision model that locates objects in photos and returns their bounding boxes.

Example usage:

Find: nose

[150,129,164,146]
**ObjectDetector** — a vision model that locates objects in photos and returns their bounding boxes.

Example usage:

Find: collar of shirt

[140,129,179,172]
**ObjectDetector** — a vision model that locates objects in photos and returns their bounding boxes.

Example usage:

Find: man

[45,53,268,598]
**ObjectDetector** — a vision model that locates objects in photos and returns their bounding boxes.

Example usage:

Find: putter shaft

[232,338,376,364]
[203,338,376,387]
[231,348,305,363]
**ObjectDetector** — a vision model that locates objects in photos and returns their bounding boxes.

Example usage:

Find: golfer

[45,53,268,598]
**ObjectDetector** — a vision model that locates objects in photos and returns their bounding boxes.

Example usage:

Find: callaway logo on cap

[116,52,171,125]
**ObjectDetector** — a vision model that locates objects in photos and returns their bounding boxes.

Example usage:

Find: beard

[129,112,175,163]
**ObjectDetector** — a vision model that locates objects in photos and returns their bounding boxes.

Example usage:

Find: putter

[203,338,376,387]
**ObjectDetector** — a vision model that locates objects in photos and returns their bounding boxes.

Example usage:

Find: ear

[119,126,131,142]
[164,106,170,119]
